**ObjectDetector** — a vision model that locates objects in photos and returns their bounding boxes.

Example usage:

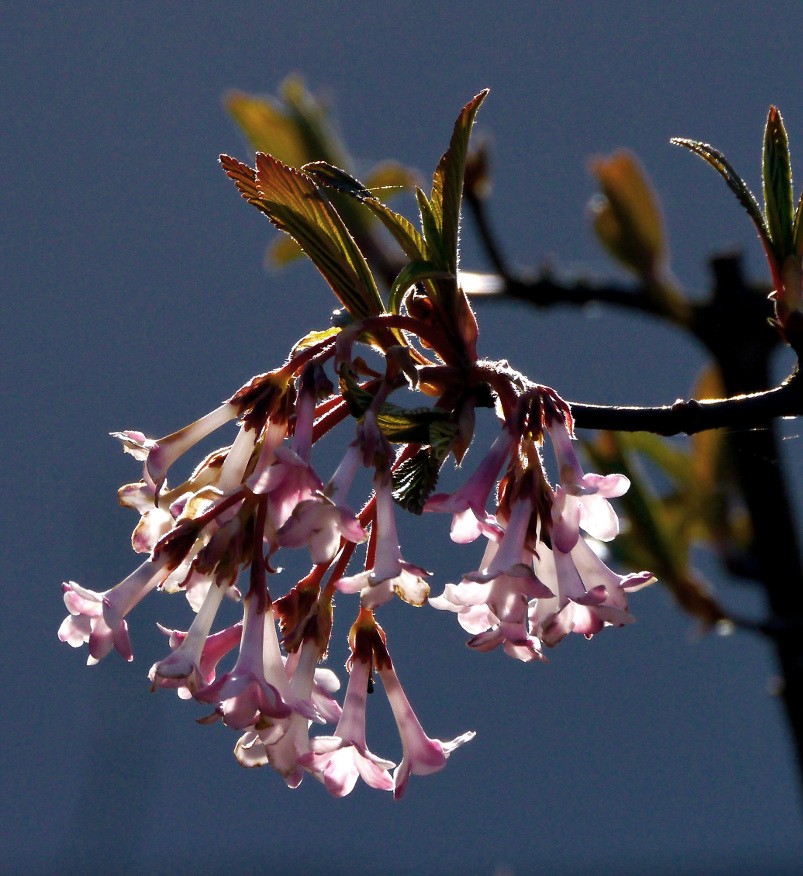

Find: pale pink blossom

[546,417,629,545]
[58,557,170,664]
[118,481,174,554]
[379,662,475,799]
[149,578,231,694]
[430,496,552,662]
[298,654,395,796]
[195,597,294,730]
[277,442,367,563]
[530,534,654,647]
[153,620,243,699]
[234,638,343,787]
[424,427,513,543]
[113,401,238,492]
[336,473,429,608]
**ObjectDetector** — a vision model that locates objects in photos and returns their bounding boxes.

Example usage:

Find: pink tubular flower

[118,481,174,554]
[195,596,295,730]
[546,417,629,545]
[277,442,368,564]
[234,638,343,787]
[429,495,553,662]
[336,473,430,609]
[530,534,654,647]
[378,662,475,800]
[298,653,395,797]
[113,401,238,492]
[153,620,243,699]
[424,426,513,543]
[58,557,170,664]
[148,578,231,695]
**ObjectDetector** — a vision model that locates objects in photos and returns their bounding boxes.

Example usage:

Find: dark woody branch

[569,371,802,435]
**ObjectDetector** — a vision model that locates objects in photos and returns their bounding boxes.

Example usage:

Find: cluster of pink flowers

[59,337,652,798]
[60,95,653,797]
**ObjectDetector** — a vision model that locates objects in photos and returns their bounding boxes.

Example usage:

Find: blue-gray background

[3,3,803,874]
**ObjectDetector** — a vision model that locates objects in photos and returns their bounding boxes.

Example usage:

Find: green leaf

[305,161,429,263]
[290,326,341,355]
[392,447,444,514]
[376,404,455,444]
[338,367,375,417]
[266,235,304,266]
[389,261,454,314]
[416,188,447,269]
[763,106,795,258]
[671,136,771,248]
[431,90,489,275]
[794,191,803,259]
[220,153,384,320]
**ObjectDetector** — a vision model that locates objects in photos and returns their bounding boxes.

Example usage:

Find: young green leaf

[431,89,489,275]
[671,136,771,248]
[391,446,444,514]
[416,188,448,270]
[376,405,455,444]
[304,161,429,263]
[220,153,384,320]
[388,261,454,314]
[764,106,795,258]
[794,190,803,260]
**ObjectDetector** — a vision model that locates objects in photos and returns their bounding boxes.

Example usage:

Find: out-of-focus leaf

[690,363,726,490]
[266,235,304,267]
[671,136,771,249]
[585,432,726,626]
[431,89,489,275]
[280,76,349,169]
[220,153,383,320]
[763,106,795,259]
[590,150,666,276]
[389,261,453,314]
[614,430,693,489]
[226,90,308,167]
[363,161,419,197]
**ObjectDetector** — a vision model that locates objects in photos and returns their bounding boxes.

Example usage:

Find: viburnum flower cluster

[59,90,653,798]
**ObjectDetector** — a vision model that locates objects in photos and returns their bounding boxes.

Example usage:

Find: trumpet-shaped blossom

[379,662,475,799]
[430,496,552,662]
[530,534,654,646]
[153,620,243,699]
[59,557,170,664]
[149,578,231,694]
[336,473,429,609]
[277,442,367,563]
[298,654,395,796]
[195,597,296,730]
[234,637,342,787]
[424,427,513,543]
[546,417,629,545]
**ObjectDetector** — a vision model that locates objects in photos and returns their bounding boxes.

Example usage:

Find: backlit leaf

[392,446,444,514]
[431,89,489,275]
[671,137,771,248]
[305,161,428,262]
[220,153,384,320]
[389,261,454,314]
[763,106,795,258]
